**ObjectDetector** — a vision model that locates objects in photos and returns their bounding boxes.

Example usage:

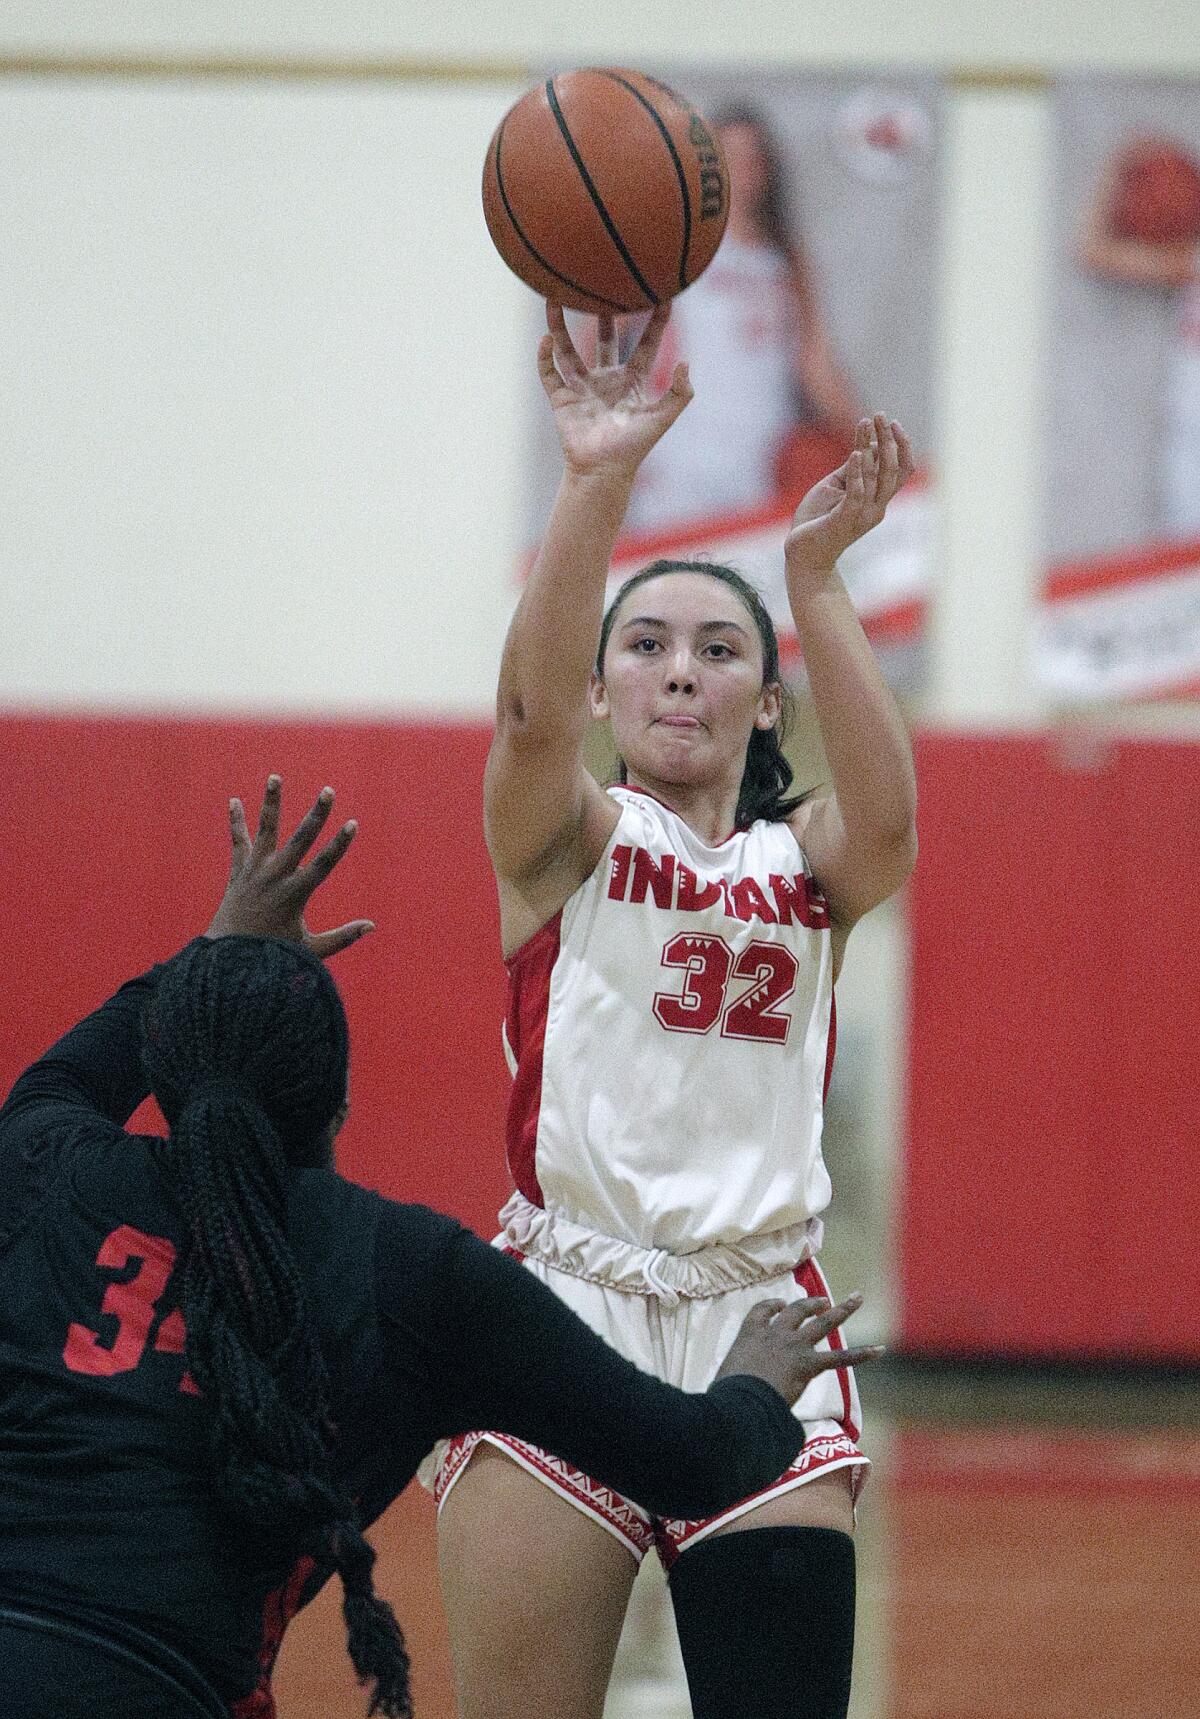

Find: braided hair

[142,935,411,1719]
[596,559,807,829]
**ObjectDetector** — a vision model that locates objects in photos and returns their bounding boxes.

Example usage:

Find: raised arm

[784,418,919,939]
[0,960,174,1150]
[486,303,692,952]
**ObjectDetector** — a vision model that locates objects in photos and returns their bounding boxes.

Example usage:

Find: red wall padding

[899,729,1200,1362]
[0,712,511,1237]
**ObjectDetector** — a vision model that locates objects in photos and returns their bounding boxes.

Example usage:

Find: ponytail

[145,938,412,1718]
[596,559,808,829]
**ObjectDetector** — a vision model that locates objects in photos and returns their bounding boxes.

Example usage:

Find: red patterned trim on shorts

[653,1432,868,1570]
[433,1429,655,1559]
[433,1430,483,1509]
[796,1257,859,1441]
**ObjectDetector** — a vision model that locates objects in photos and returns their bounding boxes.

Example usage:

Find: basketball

[1112,138,1200,247]
[482,68,730,315]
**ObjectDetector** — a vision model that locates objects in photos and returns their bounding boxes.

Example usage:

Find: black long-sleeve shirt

[0,952,802,1713]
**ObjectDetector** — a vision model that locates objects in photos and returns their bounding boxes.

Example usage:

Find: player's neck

[622,771,742,846]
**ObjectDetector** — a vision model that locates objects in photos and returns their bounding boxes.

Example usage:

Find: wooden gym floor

[273,1359,1200,1718]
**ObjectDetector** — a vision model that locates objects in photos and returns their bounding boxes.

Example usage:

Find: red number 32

[63,1224,197,1394]
[653,934,798,1044]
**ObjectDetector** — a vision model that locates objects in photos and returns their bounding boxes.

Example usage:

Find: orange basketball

[1113,139,1200,247]
[482,68,730,315]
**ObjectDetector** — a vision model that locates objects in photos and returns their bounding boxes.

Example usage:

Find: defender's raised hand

[538,301,693,479]
[785,414,915,577]
[204,775,374,958]
[714,1292,884,1406]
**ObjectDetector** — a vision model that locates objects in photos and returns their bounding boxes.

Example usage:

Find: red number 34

[653,934,798,1044]
[63,1224,197,1394]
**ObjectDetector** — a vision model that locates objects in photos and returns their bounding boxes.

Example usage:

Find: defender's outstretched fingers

[740,1299,788,1330]
[797,1294,866,1347]
[808,1344,886,1372]
[299,819,359,892]
[306,919,376,960]
[254,775,283,853]
[228,798,251,872]
[774,1297,833,1330]
[276,787,335,873]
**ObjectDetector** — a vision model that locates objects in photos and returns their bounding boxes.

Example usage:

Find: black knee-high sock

[667,1526,856,1719]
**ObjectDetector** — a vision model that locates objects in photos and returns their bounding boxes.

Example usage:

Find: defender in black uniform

[0,780,879,1718]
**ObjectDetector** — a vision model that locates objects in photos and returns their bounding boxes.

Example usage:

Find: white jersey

[625,238,800,533]
[502,787,835,1253]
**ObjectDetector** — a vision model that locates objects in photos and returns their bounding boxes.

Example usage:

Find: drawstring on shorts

[642,1248,681,1307]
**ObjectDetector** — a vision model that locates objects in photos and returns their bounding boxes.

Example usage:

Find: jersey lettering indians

[504,787,836,1252]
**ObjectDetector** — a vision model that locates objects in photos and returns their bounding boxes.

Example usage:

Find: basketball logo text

[689,116,726,220]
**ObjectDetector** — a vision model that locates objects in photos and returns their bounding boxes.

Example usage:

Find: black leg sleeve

[668,1526,857,1719]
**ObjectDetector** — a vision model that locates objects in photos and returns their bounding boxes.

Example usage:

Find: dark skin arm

[408,1221,883,1521]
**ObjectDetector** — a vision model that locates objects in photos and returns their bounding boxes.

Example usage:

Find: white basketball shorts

[422,1194,867,1567]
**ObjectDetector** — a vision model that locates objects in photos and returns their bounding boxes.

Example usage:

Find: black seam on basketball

[493,117,632,313]
[600,72,692,294]
[544,78,659,307]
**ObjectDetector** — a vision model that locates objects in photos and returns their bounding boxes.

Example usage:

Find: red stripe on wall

[0,711,512,1237]
[899,729,1200,1363]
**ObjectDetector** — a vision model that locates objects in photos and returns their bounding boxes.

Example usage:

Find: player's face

[592,574,781,790]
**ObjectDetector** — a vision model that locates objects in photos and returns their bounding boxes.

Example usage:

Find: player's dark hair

[142,935,411,1719]
[596,560,806,829]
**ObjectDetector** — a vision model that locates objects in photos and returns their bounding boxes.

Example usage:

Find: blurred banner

[1043,73,1200,702]
[1036,536,1200,701]
[521,67,943,693]
[521,67,1200,706]
[605,475,934,689]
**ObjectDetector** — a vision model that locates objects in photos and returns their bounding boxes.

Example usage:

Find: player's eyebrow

[619,615,750,636]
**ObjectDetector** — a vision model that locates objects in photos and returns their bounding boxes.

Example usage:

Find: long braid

[143,936,411,1718]
[596,559,809,828]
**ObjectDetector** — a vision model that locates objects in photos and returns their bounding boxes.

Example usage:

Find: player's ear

[589,669,610,720]
[756,681,782,730]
